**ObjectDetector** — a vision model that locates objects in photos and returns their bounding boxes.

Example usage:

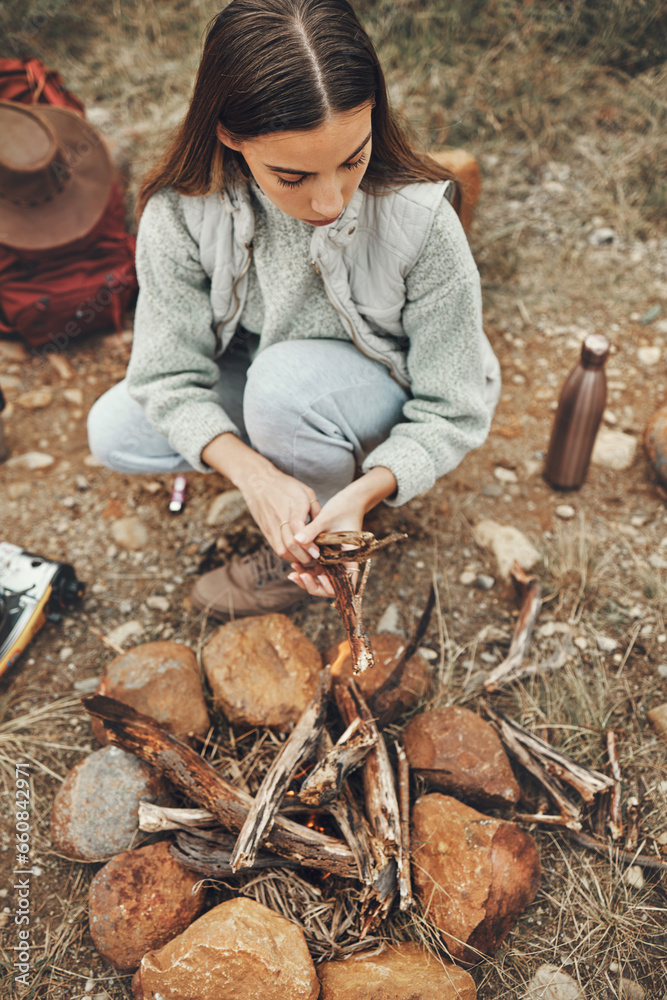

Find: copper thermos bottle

[544,333,610,490]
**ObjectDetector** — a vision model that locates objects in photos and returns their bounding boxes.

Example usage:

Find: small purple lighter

[169,474,188,514]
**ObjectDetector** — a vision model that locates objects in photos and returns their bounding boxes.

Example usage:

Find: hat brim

[0,105,114,251]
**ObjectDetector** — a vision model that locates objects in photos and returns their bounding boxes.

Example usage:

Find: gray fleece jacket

[126,179,500,506]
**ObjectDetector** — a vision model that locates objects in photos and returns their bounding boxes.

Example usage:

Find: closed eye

[277,152,368,189]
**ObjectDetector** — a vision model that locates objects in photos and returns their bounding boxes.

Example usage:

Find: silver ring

[279,521,290,529]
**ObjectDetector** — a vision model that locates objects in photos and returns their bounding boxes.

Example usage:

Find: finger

[290,564,336,599]
[278,520,317,564]
[287,570,332,599]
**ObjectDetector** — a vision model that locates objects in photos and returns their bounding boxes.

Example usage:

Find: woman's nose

[311,180,344,220]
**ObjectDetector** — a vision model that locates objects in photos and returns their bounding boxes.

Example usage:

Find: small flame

[329,640,351,676]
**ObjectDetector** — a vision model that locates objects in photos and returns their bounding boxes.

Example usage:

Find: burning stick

[312,729,393,899]
[335,679,401,916]
[484,562,542,692]
[606,729,623,841]
[82,695,357,878]
[317,531,406,675]
[230,670,332,871]
[300,717,377,806]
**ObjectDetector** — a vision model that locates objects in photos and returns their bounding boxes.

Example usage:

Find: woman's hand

[202,433,321,565]
[287,466,398,599]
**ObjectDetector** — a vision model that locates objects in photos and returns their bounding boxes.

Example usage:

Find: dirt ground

[1,3,667,998]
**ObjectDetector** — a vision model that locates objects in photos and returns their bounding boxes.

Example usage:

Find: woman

[87,0,501,620]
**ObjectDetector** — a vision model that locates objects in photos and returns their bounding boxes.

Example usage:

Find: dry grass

[0,3,666,998]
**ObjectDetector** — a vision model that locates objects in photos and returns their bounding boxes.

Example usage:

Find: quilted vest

[180,179,456,388]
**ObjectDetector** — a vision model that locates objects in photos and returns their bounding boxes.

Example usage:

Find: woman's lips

[304,217,339,226]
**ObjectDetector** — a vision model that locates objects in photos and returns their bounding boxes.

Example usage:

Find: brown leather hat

[0,101,113,250]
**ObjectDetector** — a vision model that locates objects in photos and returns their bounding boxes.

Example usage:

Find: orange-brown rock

[403,705,520,806]
[318,941,476,999]
[50,746,172,861]
[647,703,667,743]
[203,614,321,730]
[326,633,430,722]
[89,840,206,971]
[91,641,210,746]
[411,793,541,963]
[134,897,320,1000]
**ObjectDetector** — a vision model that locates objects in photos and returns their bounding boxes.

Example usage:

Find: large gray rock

[403,705,520,806]
[92,641,210,746]
[318,941,477,999]
[411,793,541,963]
[203,614,321,731]
[89,840,206,971]
[133,897,319,999]
[50,746,172,861]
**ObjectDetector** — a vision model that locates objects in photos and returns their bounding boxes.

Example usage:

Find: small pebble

[6,451,55,470]
[476,574,495,590]
[603,409,617,425]
[146,595,170,612]
[16,389,53,409]
[588,226,616,246]
[623,865,645,889]
[417,647,437,661]
[637,346,661,366]
[482,483,504,498]
[596,636,617,653]
[63,388,84,406]
[555,504,576,520]
[657,665,667,678]
[574,636,588,651]
[376,602,402,634]
[59,647,74,662]
[73,677,100,694]
[459,571,476,586]
[493,466,518,483]
[106,621,144,648]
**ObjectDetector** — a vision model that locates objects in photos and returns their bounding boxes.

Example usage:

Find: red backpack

[0,58,137,353]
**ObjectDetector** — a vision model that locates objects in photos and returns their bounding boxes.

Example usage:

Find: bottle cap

[581,333,610,367]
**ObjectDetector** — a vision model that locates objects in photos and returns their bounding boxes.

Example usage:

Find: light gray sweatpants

[87,337,409,504]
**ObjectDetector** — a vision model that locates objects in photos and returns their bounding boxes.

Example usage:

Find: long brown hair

[136,0,457,221]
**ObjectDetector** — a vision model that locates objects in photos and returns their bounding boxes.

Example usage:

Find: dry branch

[483,702,613,803]
[335,680,400,913]
[300,716,377,806]
[139,802,217,832]
[369,583,436,725]
[230,669,331,871]
[606,729,623,841]
[82,695,357,878]
[567,830,667,872]
[484,562,542,691]
[317,531,406,674]
[396,741,413,911]
[625,795,640,852]
[312,730,393,898]
[171,828,305,875]
[482,703,582,829]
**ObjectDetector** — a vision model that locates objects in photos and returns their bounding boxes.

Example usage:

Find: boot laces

[242,544,286,587]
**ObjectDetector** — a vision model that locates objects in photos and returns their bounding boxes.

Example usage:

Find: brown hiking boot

[190,543,306,620]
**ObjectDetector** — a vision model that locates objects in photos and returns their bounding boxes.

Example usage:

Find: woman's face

[217,102,373,226]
